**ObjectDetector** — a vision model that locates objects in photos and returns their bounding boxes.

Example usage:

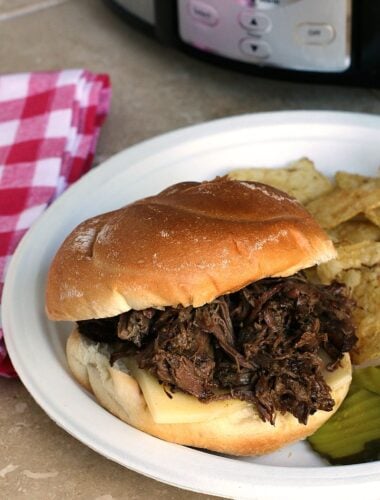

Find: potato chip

[316,241,380,283]
[353,314,380,366]
[228,158,333,204]
[306,188,380,229]
[328,220,380,244]
[335,171,380,191]
[352,265,380,315]
[350,266,380,365]
[366,207,380,228]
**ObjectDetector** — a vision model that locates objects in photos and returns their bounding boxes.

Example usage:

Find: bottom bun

[67,328,352,456]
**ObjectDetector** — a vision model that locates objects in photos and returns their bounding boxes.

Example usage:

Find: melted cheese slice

[123,358,246,424]
[119,353,351,425]
[322,353,352,389]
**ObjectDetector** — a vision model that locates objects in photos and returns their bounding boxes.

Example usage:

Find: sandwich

[45,178,356,455]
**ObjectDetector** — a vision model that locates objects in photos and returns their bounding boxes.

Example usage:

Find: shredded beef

[137,307,216,399]
[77,274,357,425]
[118,308,156,346]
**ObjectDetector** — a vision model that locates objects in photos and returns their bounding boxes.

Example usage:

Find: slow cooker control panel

[177,0,352,72]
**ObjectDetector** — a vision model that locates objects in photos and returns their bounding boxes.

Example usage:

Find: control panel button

[239,11,271,33]
[295,23,335,45]
[188,0,219,26]
[240,39,271,59]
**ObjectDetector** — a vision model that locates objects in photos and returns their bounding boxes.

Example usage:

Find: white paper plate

[3,111,380,499]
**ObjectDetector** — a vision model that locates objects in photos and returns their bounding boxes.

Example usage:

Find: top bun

[46,178,336,321]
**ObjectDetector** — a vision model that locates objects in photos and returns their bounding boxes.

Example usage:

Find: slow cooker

[105,0,380,86]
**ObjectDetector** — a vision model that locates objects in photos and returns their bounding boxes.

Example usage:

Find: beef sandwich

[45,178,356,455]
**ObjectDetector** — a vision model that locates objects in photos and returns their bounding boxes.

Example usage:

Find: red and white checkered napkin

[0,69,111,377]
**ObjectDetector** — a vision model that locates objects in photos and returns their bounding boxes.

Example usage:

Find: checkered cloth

[0,69,111,377]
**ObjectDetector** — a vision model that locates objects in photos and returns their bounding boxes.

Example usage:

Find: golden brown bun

[46,178,336,321]
[67,329,352,456]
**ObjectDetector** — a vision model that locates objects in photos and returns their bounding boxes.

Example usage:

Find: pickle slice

[353,366,380,396]
[308,388,380,464]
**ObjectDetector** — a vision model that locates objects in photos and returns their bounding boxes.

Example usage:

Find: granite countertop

[1,1,379,499]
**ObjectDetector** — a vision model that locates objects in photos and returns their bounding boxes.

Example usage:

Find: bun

[46,179,336,321]
[67,329,352,456]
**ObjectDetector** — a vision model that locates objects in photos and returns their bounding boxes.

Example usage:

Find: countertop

[1,1,380,499]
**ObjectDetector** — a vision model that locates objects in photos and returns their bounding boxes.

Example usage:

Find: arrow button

[239,11,272,32]
[240,39,272,59]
